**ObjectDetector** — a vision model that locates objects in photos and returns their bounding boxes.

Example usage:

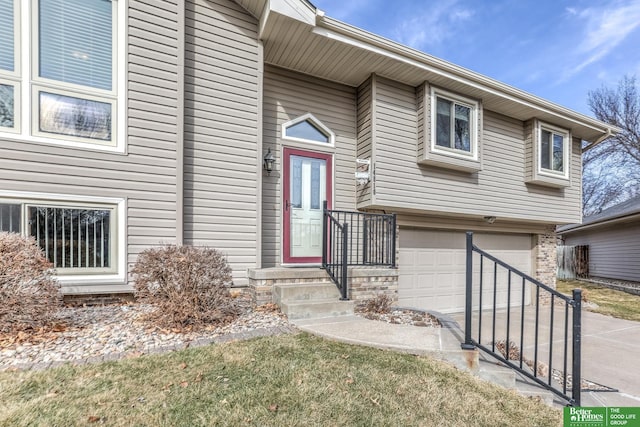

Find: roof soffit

[235,0,617,142]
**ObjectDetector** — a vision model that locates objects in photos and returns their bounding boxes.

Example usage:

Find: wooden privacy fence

[557,245,589,280]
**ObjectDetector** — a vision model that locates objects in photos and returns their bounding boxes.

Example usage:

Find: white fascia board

[315,17,620,141]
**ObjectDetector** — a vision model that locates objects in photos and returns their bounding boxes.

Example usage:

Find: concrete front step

[513,378,557,406]
[436,350,517,389]
[477,359,561,406]
[281,299,355,320]
[437,349,559,406]
[274,282,354,320]
[274,282,341,303]
[476,364,517,389]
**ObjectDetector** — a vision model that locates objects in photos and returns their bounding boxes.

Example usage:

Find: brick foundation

[247,267,398,306]
[64,293,135,306]
[348,268,398,302]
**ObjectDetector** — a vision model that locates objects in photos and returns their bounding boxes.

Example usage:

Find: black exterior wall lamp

[263,148,275,175]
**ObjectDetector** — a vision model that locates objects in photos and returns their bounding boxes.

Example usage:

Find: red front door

[282,148,333,263]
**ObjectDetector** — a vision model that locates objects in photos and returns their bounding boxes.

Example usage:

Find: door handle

[285,200,290,211]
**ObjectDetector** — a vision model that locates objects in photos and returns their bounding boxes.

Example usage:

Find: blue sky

[312,0,640,117]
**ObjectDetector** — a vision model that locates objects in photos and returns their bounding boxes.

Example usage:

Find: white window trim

[0,0,127,153]
[0,190,126,285]
[31,84,117,147]
[0,77,21,134]
[0,0,21,79]
[0,0,21,133]
[281,113,336,147]
[537,121,570,180]
[430,87,479,161]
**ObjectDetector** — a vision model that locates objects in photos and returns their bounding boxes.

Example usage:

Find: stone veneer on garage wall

[534,226,558,292]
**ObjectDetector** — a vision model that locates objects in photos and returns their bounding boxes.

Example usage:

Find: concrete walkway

[295,311,640,407]
[295,315,463,355]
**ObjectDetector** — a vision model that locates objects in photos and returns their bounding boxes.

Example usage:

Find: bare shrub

[0,232,61,334]
[362,294,393,314]
[132,245,240,330]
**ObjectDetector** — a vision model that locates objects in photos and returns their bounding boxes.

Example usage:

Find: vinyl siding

[183,0,260,286]
[262,65,357,267]
[371,78,582,225]
[356,76,373,207]
[563,222,640,282]
[524,120,535,182]
[416,82,425,160]
[0,0,180,293]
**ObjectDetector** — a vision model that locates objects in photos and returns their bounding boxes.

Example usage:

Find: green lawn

[557,280,640,322]
[0,333,561,427]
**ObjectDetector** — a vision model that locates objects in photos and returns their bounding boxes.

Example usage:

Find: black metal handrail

[321,201,396,299]
[322,210,349,300]
[462,231,582,406]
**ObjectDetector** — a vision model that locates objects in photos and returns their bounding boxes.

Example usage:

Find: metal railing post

[390,214,397,268]
[572,288,582,406]
[322,201,328,268]
[462,231,475,350]
[341,223,349,300]
[362,217,368,265]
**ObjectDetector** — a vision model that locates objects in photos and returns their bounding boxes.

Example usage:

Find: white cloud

[390,0,474,50]
[562,0,640,79]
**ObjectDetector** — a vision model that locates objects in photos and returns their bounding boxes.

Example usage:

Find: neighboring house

[558,196,640,283]
[0,0,617,313]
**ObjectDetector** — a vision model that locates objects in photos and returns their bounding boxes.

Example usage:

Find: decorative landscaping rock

[0,298,292,371]
[355,306,441,328]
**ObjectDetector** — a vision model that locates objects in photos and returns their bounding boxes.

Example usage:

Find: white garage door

[399,229,532,313]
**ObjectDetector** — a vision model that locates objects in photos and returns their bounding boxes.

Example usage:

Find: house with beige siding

[0,0,617,314]
[558,196,640,283]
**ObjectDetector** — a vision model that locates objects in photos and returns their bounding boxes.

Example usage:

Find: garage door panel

[419,251,438,266]
[399,229,532,313]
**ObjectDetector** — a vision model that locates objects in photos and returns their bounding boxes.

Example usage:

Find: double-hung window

[419,84,482,172]
[0,0,124,150]
[525,120,571,187]
[539,125,568,175]
[431,88,478,159]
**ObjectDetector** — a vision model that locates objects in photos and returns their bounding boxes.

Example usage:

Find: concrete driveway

[451,307,640,405]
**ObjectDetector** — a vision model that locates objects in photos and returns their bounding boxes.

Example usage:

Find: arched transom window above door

[282,113,335,146]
